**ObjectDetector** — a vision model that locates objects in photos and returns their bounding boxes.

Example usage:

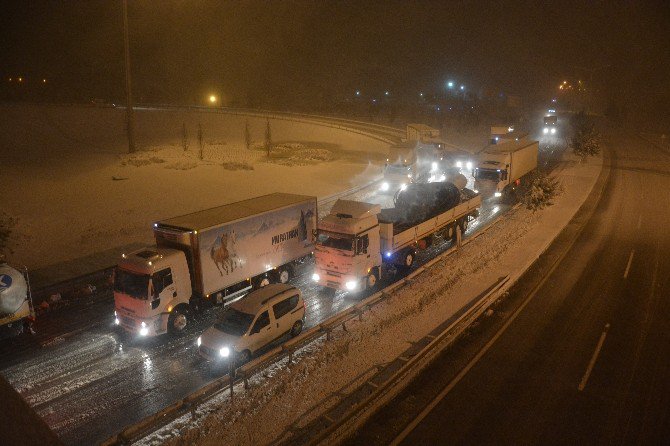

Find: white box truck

[312,183,480,292]
[474,140,538,197]
[114,193,317,337]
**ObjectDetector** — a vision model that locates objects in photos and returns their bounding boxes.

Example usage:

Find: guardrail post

[327,329,332,341]
[342,321,347,332]
[288,349,293,364]
[243,372,249,390]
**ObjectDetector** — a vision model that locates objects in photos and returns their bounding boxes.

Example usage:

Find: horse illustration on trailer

[210,230,238,276]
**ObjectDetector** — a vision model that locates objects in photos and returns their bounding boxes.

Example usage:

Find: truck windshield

[317,232,354,251]
[114,268,149,299]
[475,169,502,182]
[214,308,255,336]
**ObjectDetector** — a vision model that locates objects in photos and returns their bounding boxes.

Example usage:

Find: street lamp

[209,94,217,104]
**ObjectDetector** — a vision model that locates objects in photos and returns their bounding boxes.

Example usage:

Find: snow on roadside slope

[137,151,603,446]
[1,104,389,270]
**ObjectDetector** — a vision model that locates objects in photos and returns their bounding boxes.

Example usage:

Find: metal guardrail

[101,201,517,445]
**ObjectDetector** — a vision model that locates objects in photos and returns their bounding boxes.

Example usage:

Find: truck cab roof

[119,247,180,274]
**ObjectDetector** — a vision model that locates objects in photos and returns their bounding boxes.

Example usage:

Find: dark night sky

[1,0,669,107]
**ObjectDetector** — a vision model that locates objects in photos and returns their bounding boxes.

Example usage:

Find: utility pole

[122,0,136,153]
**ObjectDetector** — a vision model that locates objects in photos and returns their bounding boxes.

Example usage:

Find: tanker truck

[114,193,317,337]
[312,182,480,292]
[0,259,34,338]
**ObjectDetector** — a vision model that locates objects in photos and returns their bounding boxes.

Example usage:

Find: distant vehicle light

[551,128,556,134]
[473,189,479,193]
[115,317,120,325]
[345,280,357,291]
[455,161,463,168]
[197,336,202,347]
[312,273,320,282]
[385,251,392,258]
[494,192,502,197]
[400,183,408,191]
[219,347,230,357]
[139,324,149,336]
[543,128,549,134]
[380,182,390,192]
[466,161,473,170]
[431,162,438,172]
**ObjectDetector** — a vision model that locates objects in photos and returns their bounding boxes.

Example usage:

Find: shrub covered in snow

[519,171,562,211]
[569,110,601,161]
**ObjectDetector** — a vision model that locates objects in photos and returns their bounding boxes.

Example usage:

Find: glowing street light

[209,94,217,104]
[460,85,465,91]
[355,90,361,96]
[447,81,454,89]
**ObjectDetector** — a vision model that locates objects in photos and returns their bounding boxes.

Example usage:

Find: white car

[197,284,305,364]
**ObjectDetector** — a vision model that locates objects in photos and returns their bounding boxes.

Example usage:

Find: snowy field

[1,104,390,272]
[138,151,603,445]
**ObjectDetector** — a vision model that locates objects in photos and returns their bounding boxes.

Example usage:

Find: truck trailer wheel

[168,306,189,334]
[398,251,414,271]
[254,276,272,289]
[278,267,291,284]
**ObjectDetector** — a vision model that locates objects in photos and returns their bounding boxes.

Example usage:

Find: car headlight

[431,162,438,172]
[380,182,389,191]
[494,192,502,197]
[455,161,463,168]
[345,280,357,291]
[219,346,230,357]
[197,336,202,347]
[551,128,556,134]
[312,273,320,282]
[543,128,549,134]
[139,326,149,336]
[407,174,412,179]
[466,161,473,170]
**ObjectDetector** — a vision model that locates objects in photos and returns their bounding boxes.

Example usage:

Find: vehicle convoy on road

[313,182,481,292]
[0,260,34,338]
[474,139,539,197]
[114,193,317,337]
[197,283,305,364]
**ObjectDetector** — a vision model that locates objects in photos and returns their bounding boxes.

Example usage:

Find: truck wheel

[254,276,271,289]
[460,219,469,234]
[401,252,414,269]
[290,320,303,337]
[366,271,378,290]
[278,267,291,284]
[168,306,188,334]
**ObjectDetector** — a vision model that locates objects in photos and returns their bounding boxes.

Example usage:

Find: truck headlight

[466,161,473,170]
[114,311,120,325]
[345,280,357,291]
[312,273,320,282]
[455,161,463,168]
[219,346,230,357]
[551,128,556,134]
[197,336,202,347]
[139,327,149,336]
[543,128,549,134]
[380,182,389,191]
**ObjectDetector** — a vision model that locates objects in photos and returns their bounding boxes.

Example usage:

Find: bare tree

[569,110,601,161]
[181,123,189,151]
[244,119,252,150]
[197,122,204,160]
[264,118,272,157]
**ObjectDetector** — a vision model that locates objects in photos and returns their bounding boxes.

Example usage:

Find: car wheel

[168,307,188,334]
[255,276,271,289]
[237,349,252,366]
[404,252,414,268]
[290,320,303,337]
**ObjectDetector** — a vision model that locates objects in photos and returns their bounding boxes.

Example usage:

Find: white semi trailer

[114,193,317,337]
[474,140,538,197]
[312,184,481,292]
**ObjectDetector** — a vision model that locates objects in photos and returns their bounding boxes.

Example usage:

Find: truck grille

[120,316,136,328]
[200,345,216,357]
